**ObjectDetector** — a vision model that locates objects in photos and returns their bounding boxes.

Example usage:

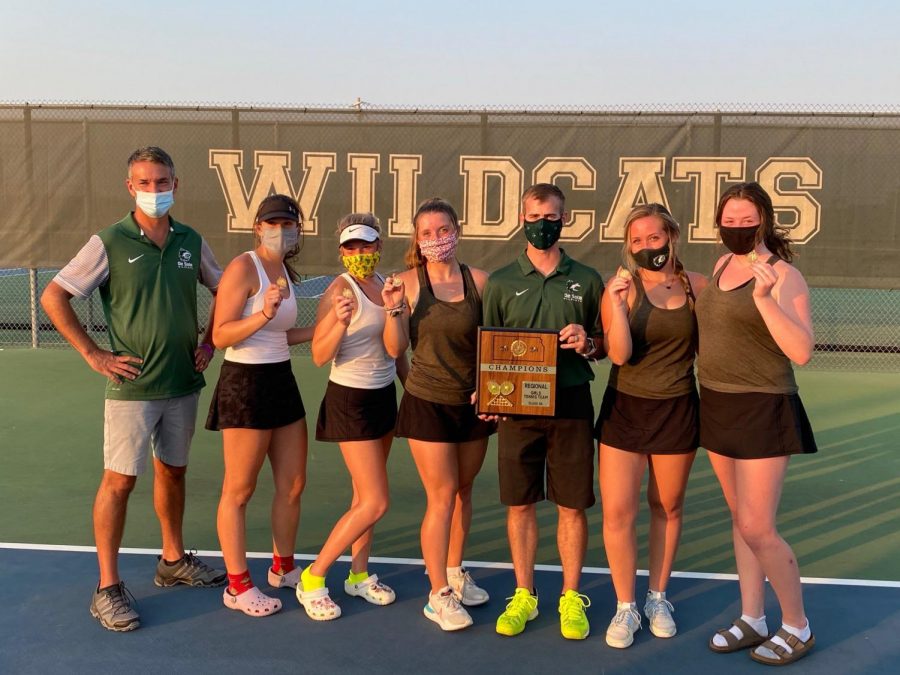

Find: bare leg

[410,440,458,593]
[507,504,538,590]
[646,452,696,592]
[217,428,270,576]
[94,470,137,587]
[349,434,392,573]
[558,505,588,592]
[598,444,645,602]
[153,457,187,562]
[310,435,390,577]
[447,438,488,567]
[267,419,308,560]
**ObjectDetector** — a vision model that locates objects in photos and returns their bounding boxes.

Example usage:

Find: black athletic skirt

[206,360,305,430]
[315,380,397,442]
[395,390,496,443]
[699,385,818,459]
[595,386,699,454]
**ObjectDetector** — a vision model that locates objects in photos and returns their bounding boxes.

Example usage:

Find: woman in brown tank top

[700,182,816,666]
[382,198,494,632]
[597,204,707,648]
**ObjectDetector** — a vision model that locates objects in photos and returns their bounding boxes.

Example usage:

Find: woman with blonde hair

[596,203,707,648]
[295,212,407,620]
[382,197,495,631]
[207,194,313,617]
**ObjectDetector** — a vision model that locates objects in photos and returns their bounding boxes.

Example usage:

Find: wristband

[261,309,274,321]
[384,302,407,317]
[199,342,214,357]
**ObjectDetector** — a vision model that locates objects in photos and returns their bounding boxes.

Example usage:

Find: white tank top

[225,251,297,364]
[329,273,396,389]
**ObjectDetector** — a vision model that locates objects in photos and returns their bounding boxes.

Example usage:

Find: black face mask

[719,224,760,255]
[633,243,670,271]
[524,218,563,250]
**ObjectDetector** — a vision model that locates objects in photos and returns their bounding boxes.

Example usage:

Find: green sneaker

[496,587,538,636]
[559,589,591,640]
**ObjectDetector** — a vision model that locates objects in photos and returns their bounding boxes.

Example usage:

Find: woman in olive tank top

[596,204,708,649]
[382,198,495,632]
[698,182,817,666]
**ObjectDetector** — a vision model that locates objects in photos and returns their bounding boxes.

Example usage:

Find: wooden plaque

[476,327,558,417]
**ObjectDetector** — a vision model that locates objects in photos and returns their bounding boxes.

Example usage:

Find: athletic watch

[581,336,596,359]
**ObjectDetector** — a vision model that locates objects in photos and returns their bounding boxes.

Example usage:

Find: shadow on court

[1,548,897,674]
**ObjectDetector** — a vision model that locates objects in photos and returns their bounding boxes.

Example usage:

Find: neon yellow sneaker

[559,589,591,640]
[496,588,538,636]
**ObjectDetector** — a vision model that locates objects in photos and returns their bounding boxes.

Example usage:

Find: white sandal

[222,586,282,617]
[268,566,301,589]
[344,574,396,606]
[296,585,342,620]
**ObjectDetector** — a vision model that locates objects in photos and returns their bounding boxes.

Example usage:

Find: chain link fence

[2,267,897,371]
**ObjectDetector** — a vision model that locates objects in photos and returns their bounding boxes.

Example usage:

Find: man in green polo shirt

[41,146,226,632]
[482,183,604,641]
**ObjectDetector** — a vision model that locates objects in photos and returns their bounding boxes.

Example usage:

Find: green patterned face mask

[341,251,381,279]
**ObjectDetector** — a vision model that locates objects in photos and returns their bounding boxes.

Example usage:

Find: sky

[1,0,897,109]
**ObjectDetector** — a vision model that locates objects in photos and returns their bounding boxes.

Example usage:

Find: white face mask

[135,190,175,218]
[260,227,299,255]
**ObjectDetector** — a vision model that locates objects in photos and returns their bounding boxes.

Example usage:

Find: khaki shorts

[103,392,200,476]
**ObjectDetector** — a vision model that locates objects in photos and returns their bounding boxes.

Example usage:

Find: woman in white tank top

[294,213,408,621]
[206,195,314,617]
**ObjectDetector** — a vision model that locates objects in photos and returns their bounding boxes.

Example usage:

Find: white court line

[2,542,899,589]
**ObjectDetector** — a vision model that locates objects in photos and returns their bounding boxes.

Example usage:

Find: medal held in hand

[476,327,558,416]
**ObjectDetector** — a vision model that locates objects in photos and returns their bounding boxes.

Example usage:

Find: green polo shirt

[97,213,205,401]
[482,249,604,389]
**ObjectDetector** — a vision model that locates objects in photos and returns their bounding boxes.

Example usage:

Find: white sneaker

[448,568,489,606]
[423,586,473,631]
[644,592,676,638]
[606,604,642,648]
[267,566,301,589]
[344,574,396,606]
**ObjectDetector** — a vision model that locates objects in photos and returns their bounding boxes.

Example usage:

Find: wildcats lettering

[210,150,823,244]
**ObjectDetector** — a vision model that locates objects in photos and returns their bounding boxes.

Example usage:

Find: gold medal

[748,251,759,263]
[510,340,527,357]
[617,267,632,280]
[276,276,288,289]
[341,288,354,299]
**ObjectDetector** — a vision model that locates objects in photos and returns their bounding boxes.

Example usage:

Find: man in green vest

[42,146,226,632]
[482,183,604,642]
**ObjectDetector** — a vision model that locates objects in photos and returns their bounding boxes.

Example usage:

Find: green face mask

[341,251,381,279]
[524,218,563,250]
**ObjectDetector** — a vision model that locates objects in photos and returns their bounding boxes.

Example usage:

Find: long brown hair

[404,197,460,269]
[622,203,694,310]
[715,181,794,262]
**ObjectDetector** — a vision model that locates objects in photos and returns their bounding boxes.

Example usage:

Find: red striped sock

[272,555,295,575]
[227,570,253,595]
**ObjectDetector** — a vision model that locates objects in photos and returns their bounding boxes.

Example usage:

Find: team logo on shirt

[563,280,583,303]
[177,248,194,270]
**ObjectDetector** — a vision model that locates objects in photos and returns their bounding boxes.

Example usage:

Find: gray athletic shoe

[154,552,226,588]
[90,582,140,632]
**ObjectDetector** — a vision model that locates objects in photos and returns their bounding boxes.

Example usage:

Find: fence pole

[30,268,39,348]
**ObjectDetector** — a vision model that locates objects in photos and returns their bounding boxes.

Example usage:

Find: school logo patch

[563,280,583,303]
[177,248,194,270]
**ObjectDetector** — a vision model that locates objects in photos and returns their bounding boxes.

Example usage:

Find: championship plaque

[476,327,558,416]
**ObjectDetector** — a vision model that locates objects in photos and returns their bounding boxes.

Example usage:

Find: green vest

[97,213,205,400]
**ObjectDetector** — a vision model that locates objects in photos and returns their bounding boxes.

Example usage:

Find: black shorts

[315,380,397,442]
[700,385,818,459]
[206,360,305,431]
[595,386,699,455]
[395,390,496,443]
[498,383,595,509]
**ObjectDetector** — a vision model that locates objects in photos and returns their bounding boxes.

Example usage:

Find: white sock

[712,613,767,648]
[647,589,666,601]
[762,619,811,655]
[617,601,637,611]
[446,566,462,578]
